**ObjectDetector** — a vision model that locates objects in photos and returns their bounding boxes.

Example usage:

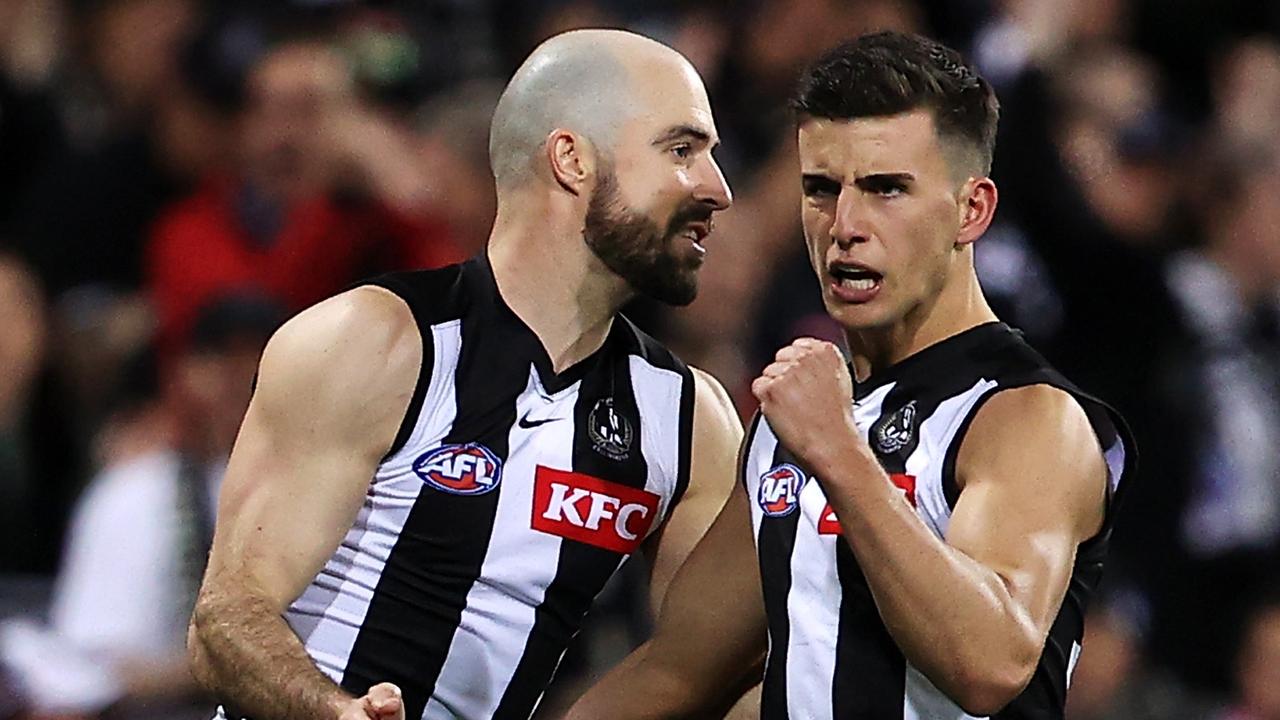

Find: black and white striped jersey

[219,256,696,720]
[744,322,1133,720]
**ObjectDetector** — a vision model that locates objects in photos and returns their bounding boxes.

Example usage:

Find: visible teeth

[841,277,877,290]
[692,241,706,254]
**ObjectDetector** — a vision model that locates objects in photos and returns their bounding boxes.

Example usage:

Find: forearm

[189,588,352,720]
[117,653,203,702]
[817,449,1039,692]
[567,639,754,720]
[566,642,702,719]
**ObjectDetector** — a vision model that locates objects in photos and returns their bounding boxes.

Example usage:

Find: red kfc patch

[532,466,661,554]
[817,473,917,535]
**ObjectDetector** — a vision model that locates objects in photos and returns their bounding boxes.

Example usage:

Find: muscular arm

[187,287,420,720]
[755,340,1107,715]
[566,480,768,719]
[644,368,743,608]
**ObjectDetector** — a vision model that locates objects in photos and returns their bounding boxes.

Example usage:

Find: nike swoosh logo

[518,415,563,429]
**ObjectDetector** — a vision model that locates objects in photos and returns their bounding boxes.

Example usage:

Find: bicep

[206,397,382,610]
[945,386,1107,634]
[651,483,767,679]
[646,368,743,608]
[201,288,421,612]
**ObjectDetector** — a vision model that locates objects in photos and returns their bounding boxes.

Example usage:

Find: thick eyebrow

[854,172,915,190]
[651,124,716,149]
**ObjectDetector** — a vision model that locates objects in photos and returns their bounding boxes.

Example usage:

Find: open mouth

[680,222,711,254]
[829,262,883,290]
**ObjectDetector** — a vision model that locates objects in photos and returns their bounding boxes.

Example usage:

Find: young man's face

[798,109,974,332]
[583,62,733,306]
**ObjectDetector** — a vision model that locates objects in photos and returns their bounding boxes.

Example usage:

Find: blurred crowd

[1,0,1279,718]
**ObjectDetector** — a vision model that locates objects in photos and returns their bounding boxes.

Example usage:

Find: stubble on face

[582,166,713,306]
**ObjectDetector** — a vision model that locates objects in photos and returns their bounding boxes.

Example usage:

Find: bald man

[186,29,740,720]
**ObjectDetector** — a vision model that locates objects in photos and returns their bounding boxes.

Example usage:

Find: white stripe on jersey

[421,359,688,719]
[1067,640,1083,687]
[628,357,686,522]
[284,320,463,681]
[906,379,999,540]
[391,320,466,466]
[781,383,892,720]
[749,375,1044,718]
[904,663,985,720]
[782,481,839,720]
[423,368,578,719]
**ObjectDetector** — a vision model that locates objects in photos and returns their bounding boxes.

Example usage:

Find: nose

[693,154,733,211]
[831,188,870,249]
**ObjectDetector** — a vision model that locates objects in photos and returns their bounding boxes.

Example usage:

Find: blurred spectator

[13,0,213,296]
[410,79,503,257]
[0,294,283,720]
[1066,589,1221,720]
[147,36,463,354]
[1,0,1280,715]
[0,253,48,575]
[0,0,68,232]
[1139,138,1280,694]
[1211,36,1280,146]
[1221,591,1280,720]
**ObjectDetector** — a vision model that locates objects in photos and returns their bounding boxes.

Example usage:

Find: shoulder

[691,368,737,422]
[958,384,1106,533]
[690,367,743,449]
[255,286,422,424]
[963,384,1097,459]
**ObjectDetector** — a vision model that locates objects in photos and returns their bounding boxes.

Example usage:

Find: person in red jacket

[148,37,464,354]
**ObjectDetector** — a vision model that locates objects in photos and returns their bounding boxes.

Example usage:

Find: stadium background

[1,0,1279,717]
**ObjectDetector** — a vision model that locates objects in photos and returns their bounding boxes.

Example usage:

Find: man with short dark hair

[566,30,1134,720]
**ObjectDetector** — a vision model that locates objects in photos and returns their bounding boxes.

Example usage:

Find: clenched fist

[341,683,406,720]
[752,338,859,468]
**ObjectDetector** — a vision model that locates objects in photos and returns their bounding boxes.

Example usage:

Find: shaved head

[488,29,700,191]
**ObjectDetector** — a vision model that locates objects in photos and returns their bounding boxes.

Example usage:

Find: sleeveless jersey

[743,322,1133,720]
[220,256,696,720]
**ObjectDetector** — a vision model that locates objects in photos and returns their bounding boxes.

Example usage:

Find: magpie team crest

[874,400,918,454]
[588,397,633,461]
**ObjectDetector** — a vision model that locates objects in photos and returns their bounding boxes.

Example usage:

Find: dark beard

[583,169,712,306]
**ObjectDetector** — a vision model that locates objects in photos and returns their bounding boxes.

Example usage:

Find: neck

[487,205,631,373]
[845,263,997,382]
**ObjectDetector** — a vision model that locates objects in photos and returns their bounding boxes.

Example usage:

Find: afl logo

[413,443,503,496]
[758,463,806,517]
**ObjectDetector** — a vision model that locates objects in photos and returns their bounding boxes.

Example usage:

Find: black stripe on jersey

[757,421,803,720]
[835,367,979,718]
[834,380,925,719]
[360,265,463,459]
[939,386,1000,508]
[493,331,651,718]
[341,263,525,719]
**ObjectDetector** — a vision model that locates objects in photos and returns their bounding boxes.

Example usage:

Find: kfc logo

[532,466,660,554]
